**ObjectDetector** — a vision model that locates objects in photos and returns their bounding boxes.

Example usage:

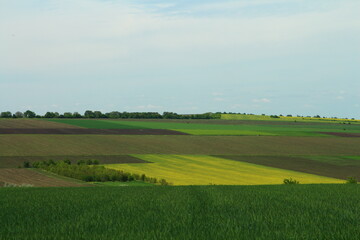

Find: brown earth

[0,155,150,168]
[0,119,83,129]
[319,132,360,137]
[0,168,89,187]
[216,155,360,180]
[0,128,189,135]
[1,135,360,156]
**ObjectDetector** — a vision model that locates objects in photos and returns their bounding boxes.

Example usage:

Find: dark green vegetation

[31,160,135,182]
[0,110,219,119]
[29,160,168,185]
[1,185,360,240]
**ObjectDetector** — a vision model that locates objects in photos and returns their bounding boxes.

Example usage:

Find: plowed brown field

[0,128,189,135]
[0,155,149,168]
[1,135,360,156]
[0,169,89,187]
[0,119,82,129]
[320,132,360,137]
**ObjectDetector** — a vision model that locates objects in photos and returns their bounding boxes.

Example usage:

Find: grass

[2,135,360,156]
[105,155,343,185]
[221,113,360,123]
[92,181,153,186]
[1,185,360,240]
[45,119,360,136]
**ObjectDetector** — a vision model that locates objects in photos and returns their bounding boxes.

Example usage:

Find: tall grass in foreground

[1,185,360,240]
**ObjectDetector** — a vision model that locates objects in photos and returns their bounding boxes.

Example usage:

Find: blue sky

[1,0,359,118]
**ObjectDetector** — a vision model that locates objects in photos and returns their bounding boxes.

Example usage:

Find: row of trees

[0,110,221,119]
[26,160,170,185]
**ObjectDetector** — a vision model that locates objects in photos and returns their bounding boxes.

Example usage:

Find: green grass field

[221,113,360,123]
[1,185,360,240]
[47,119,360,136]
[106,155,343,185]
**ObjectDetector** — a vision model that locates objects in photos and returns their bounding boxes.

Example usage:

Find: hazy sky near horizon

[1,0,360,118]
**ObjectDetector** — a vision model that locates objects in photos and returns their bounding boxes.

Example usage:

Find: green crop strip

[1,185,360,240]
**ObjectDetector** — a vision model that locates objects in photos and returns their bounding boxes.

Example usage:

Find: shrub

[346,177,358,184]
[23,161,31,168]
[283,178,299,184]
[77,160,86,165]
[63,159,72,165]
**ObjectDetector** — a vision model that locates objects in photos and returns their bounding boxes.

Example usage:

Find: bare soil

[0,168,89,187]
[0,119,83,129]
[319,132,360,137]
[0,128,189,135]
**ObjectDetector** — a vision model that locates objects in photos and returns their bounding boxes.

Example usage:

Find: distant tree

[14,112,24,118]
[44,112,57,118]
[24,110,36,118]
[0,111,12,118]
[93,111,103,118]
[84,110,95,118]
[107,111,121,119]
[63,112,73,118]
[73,112,82,118]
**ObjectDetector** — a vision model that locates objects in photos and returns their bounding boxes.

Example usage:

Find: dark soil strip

[0,155,150,168]
[319,132,360,137]
[215,155,360,180]
[0,128,189,135]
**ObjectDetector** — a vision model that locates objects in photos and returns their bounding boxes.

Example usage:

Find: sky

[1,0,360,118]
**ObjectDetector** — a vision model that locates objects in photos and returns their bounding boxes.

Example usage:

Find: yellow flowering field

[106,155,343,185]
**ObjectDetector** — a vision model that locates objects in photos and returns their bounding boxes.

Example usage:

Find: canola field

[106,155,343,185]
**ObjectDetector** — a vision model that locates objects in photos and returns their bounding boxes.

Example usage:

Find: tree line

[0,110,221,119]
[24,159,170,185]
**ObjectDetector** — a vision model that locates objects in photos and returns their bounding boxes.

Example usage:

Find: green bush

[283,178,299,184]
[346,177,358,184]
[23,161,31,168]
